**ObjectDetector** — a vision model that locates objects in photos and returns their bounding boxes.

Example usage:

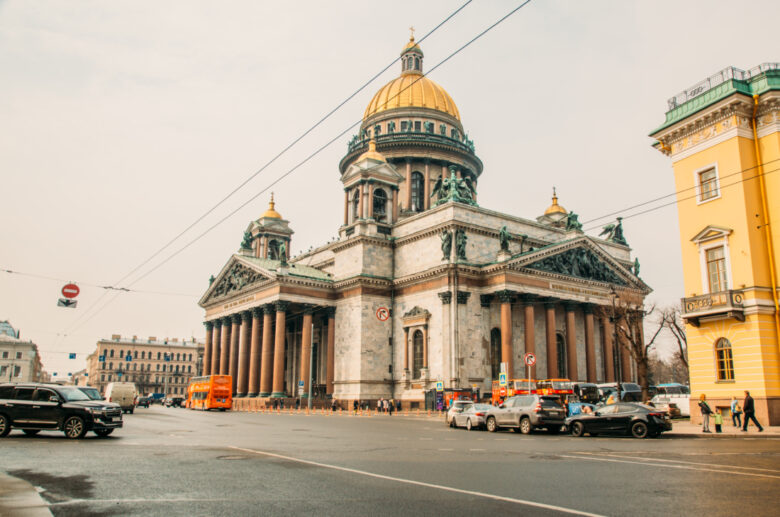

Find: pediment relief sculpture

[525,247,628,286]
[403,306,430,320]
[211,262,268,299]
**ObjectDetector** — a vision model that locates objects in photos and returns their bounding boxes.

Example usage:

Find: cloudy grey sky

[1,0,777,377]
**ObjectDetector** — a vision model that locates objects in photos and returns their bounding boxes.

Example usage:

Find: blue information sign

[69,353,76,359]
[99,355,106,362]
[125,355,132,361]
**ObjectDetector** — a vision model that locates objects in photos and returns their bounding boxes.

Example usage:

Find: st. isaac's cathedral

[198,36,651,407]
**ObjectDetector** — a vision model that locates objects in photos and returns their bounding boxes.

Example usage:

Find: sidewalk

[0,472,51,517]
[666,420,780,438]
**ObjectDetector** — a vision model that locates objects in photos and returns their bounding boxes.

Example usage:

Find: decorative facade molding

[456,291,471,304]
[438,292,452,304]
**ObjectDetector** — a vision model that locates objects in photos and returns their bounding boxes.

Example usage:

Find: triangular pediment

[198,255,276,307]
[691,225,732,244]
[342,159,403,186]
[509,237,641,289]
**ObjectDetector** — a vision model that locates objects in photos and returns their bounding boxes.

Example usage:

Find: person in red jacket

[741,391,764,432]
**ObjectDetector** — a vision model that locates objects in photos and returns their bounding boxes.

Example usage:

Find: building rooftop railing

[347,131,476,155]
[667,63,780,110]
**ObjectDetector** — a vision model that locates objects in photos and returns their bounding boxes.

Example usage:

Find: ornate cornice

[438,292,452,304]
[330,234,394,253]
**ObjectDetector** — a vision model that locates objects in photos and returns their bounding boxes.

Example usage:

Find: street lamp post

[610,286,623,401]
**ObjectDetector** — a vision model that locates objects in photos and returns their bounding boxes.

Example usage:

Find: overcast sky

[1,0,777,378]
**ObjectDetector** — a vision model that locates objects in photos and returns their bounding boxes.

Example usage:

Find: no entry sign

[61,283,80,299]
[376,307,390,321]
[524,352,536,366]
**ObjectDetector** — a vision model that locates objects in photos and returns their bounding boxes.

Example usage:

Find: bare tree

[659,306,688,369]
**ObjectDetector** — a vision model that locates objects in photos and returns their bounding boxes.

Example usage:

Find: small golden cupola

[262,192,282,219]
[356,138,386,163]
[537,187,569,228]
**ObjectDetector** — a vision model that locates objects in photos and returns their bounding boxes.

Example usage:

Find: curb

[0,472,52,517]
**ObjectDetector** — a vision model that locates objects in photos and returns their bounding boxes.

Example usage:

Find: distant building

[85,335,204,397]
[0,320,46,382]
[650,63,780,424]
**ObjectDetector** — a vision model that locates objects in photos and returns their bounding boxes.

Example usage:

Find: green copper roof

[650,64,780,135]
[238,255,333,282]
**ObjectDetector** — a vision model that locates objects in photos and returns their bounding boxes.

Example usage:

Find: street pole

[307,321,314,411]
[611,287,622,402]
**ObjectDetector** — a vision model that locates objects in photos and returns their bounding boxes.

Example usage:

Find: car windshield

[58,387,91,401]
[80,388,102,400]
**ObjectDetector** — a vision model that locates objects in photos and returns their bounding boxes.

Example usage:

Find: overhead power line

[0,269,197,297]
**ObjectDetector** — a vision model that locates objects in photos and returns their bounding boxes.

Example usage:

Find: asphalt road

[1,406,779,517]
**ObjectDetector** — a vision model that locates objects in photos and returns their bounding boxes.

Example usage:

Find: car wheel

[63,416,87,439]
[23,429,40,436]
[519,417,532,435]
[449,417,456,428]
[571,421,585,437]
[94,429,114,437]
[130,409,134,414]
[466,419,473,431]
[486,417,498,432]
[631,421,649,439]
[0,414,10,437]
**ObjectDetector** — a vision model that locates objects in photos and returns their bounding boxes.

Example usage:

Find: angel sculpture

[240,230,253,250]
[499,225,511,252]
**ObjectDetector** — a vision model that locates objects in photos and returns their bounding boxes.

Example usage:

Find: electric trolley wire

[582,164,780,233]
[0,269,197,297]
[582,157,780,225]
[51,0,478,342]
[59,0,537,339]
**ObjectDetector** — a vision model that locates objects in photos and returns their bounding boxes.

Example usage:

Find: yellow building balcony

[681,290,745,327]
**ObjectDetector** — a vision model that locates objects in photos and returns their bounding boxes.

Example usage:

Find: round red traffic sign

[61,283,80,299]
[376,307,390,321]
[524,352,536,366]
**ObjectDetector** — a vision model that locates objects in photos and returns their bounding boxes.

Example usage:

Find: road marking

[575,452,780,473]
[438,448,454,451]
[560,455,780,480]
[231,446,604,516]
[419,437,433,440]
[469,448,486,452]
[494,438,508,441]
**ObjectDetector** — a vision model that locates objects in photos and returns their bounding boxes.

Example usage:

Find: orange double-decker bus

[491,379,538,404]
[186,375,232,411]
[536,378,573,396]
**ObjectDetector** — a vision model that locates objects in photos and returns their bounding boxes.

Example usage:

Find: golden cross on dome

[409,26,415,40]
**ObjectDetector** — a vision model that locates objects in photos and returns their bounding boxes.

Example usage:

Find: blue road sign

[99,355,105,362]
[435,381,444,392]
[125,355,132,361]
[164,354,170,362]
[69,353,76,359]
[499,372,507,387]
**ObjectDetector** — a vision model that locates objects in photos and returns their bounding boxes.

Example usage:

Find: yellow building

[650,64,779,425]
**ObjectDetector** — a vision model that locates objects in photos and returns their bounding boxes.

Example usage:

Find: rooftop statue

[240,230,253,250]
[633,257,641,277]
[499,225,511,252]
[279,242,288,266]
[599,217,628,246]
[431,168,477,207]
[566,211,583,232]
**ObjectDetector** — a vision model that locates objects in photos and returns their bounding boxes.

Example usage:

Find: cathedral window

[490,328,501,379]
[352,189,360,221]
[413,330,424,378]
[410,172,424,212]
[268,240,281,260]
[440,124,446,135]
[400,121,408,132]
[414,121,421,132]
[414,57,420,70]
[373,188,387,221]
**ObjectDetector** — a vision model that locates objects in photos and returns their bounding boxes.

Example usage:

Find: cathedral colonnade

[202,304,336,398]
[488,291,635,383]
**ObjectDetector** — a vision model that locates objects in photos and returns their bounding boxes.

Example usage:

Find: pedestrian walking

[331,399,337,412]
[698,394,713,433]
[377,398,382,413]
[389,398,394,415]
[396,399,402,413]
[742,391,764,432]
[730,396,742,428]
[295,398,300,410]
[714,409,723,433]
[353,399,358,415]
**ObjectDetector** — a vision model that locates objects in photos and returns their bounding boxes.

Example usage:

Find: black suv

[484,394,567,434]
[0,383,123,439]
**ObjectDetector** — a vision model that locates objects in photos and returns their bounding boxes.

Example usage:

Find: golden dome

[364,36,459,121]
[364,74,460,120]
[357,139,386,162]
[544,188,567,216]
[262,193,282,219]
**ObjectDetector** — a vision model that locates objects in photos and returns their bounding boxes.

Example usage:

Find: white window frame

[694,162,721,205]
[698,239,732,294]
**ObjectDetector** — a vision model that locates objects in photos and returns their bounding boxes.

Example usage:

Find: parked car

[650,383,690,417]
[484,395,566,434]
[0,383,123,439]
[597,383,643,402]
[136,396,151,408]
[452,403,492,430]
[649,399,682,419]
[566,402,672,438]
[105,382,138,414]
[446,399,474,426]
[164,397,184,408]
[77,386,103,401]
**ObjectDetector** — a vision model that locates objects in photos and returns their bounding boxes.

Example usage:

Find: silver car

[446,400,474,426]
[452,403,493,430]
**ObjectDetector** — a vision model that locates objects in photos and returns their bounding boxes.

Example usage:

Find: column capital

[438,292,452,305]
[325,307,337,318]
[518,293,537,305]
[231,313,242,324]
[241,310,252,322]
[274,300,290,313]
[479,294,493,308]
[583,304,595,315]
[495,290,516,304]
[544,300,557,309]
[564,302,579,313]
[456,291,471,304]
[302,305,316,315]
[220,316,232,326]
[252,306,264,318]
[263,304,275,316]
[204,321,214,330]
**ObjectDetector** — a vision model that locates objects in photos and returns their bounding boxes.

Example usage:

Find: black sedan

[566,402,672,438]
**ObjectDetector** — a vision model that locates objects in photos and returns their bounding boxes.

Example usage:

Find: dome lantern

[401,27,423,75]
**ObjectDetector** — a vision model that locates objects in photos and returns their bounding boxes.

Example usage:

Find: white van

[105,382,138,414]
[651,383,690,417]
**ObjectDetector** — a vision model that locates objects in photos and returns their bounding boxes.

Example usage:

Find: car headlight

[88,408,104,415]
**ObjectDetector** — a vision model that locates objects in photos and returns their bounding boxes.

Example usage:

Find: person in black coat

[742,391,764,432]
